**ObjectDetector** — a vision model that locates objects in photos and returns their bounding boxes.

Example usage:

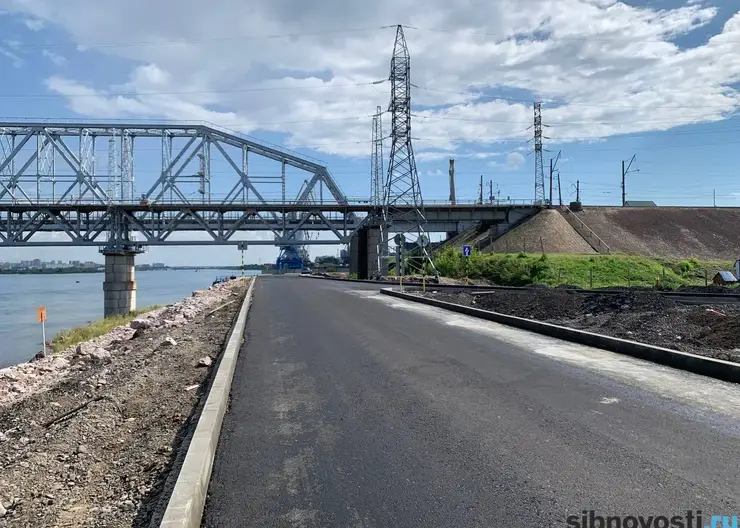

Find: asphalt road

[203,277,740,528]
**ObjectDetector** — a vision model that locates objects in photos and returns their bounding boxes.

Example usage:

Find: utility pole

[621,154,638,206]
[371,105,383,206]
[532,102,548,204]
[382,25,435,274]
[557,171,562,207]
[478,175,483,205]
[576,180,580,202]
[448,159,456,205]
[549,150,561,208]
[713,189,716,207]
[488,180,494,203]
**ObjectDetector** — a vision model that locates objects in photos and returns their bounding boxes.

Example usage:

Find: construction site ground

[0,280,247,528]
[417,288,740,364]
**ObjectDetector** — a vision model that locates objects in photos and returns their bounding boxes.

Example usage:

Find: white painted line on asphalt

[361,290,740,419]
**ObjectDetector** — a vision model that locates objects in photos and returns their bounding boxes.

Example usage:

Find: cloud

[0,0,738,158]
[487,151,525,171]
[0,44,22,68]
[23,17,44,31]
[41,49,65,65]
[506,152,525,170]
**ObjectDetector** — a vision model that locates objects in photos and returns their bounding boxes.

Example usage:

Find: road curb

[159,277,257,528]
[380,288,740,384]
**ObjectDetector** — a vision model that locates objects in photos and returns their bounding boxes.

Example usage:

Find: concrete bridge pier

[103,253,137,317]
[349,227,386,279]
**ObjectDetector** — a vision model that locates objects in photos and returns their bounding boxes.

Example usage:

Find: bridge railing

[0,195,538,206]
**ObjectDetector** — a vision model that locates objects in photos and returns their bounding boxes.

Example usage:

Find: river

[0,269,260,368]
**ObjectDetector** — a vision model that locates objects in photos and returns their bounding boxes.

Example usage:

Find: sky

[0,0,738,266]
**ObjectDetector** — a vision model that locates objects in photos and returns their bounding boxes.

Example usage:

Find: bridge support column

[103,254,137,317]
[349,227,385,279]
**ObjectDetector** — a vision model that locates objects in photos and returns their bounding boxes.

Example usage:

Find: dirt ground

[573,207,740,259]
[0,279,247,527]
[488,209,595,254]
[420,288,740,364]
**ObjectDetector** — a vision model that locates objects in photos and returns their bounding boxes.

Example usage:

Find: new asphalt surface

[203,277,739,528]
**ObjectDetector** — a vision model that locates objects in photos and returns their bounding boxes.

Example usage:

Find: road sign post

[463,245,472,257]
[237,243,248,281]
[37,306,47,358]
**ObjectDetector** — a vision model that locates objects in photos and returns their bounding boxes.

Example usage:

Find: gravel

[420,288,740,364]
[0,279,248,527]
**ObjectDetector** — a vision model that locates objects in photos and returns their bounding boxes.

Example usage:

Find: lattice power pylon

[382,25,435,274]
[533,102,546,204]
[371,105,383,206]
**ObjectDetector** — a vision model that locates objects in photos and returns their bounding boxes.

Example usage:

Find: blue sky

[0,0,738,265]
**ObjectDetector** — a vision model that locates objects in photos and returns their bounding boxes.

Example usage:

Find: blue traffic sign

[462,245,472,257]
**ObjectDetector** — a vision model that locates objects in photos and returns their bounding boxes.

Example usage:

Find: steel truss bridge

[0,121,537,249]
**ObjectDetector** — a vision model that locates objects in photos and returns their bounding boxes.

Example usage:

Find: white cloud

[0,45,22,68]
[0,0,737,158]
[41,49,65,65]
[506,152,525,170]
[23,17,43,31]
[487,151,525,171]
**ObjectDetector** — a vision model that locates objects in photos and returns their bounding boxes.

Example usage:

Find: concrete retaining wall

[380,288,740,384]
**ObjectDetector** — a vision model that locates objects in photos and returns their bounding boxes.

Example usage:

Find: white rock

[129,318,151,330]
[196,357,212,368]
[160,337,177,347]
[51,357,70,369]
[75,342,98,357]
[87,348,111,363]
[9,383,25,393]
[0,502,6,517]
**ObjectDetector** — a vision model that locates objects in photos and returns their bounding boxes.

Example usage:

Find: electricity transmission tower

[533,102,546,204]
[382,25,434,273]
[371,105,383,205]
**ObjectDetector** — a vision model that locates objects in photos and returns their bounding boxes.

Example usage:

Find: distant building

[713,271,737,286]
[152,262,166,269]
[624,201,657,207]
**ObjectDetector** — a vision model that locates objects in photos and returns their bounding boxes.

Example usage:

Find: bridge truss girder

[0,121,354,250]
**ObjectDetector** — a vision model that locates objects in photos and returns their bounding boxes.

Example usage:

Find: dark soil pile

[472,290,583,320]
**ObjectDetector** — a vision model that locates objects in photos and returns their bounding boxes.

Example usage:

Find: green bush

[432,248,732,289]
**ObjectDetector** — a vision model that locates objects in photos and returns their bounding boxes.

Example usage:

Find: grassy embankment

[51,305,163,353]
[433,248,734,289]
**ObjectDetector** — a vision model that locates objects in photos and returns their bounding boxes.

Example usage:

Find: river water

[0,269,259,368]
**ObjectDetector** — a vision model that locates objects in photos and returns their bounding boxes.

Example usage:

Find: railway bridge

[0,121,539,314]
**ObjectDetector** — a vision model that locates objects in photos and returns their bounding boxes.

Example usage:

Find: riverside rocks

[0,278,248,527]
[0,279,243,407]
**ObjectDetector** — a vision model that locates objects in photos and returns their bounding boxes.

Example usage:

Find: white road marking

[600,397,620,405]
[361,291,740,419]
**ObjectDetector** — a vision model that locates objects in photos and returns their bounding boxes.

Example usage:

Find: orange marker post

[37,306,47,357]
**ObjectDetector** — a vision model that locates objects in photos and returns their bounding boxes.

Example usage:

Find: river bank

[0,269,258,368]
[0,278,249,527]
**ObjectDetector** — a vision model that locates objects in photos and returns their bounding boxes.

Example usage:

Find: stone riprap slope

[0,279,248,527]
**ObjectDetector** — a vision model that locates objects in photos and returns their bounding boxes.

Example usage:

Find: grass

[433,247,734,289]
[51,305,163,354]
